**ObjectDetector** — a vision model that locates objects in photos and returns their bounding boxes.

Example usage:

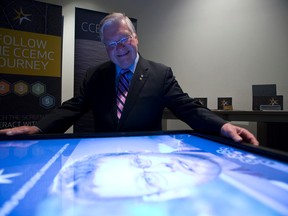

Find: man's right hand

[0,126,41,136]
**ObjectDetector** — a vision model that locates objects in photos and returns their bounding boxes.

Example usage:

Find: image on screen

[0,132,287,216]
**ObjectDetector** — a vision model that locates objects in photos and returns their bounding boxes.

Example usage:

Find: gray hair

[99,12,136,42]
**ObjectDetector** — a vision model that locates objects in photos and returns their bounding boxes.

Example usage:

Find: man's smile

[117,51,129,58]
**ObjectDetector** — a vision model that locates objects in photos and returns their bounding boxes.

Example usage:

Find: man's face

[102,19,138,69]
[91,153,220,198]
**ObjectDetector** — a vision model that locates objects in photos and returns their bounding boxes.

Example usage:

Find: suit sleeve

[163,67,227,135]
[35,70,93,133]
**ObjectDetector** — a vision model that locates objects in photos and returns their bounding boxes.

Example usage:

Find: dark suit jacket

[36,56,226,134]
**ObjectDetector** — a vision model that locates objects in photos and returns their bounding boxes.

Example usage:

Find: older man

[0,13,258,145]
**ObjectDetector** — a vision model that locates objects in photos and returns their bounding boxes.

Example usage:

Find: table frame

[162,109,288,151]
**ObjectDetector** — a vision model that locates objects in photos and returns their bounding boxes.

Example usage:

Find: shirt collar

[116,53,139,75]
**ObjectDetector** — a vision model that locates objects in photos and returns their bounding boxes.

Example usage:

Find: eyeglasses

[104,35,132,49]
[131,155,167,192]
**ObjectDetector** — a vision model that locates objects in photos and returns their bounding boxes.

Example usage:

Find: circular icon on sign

[31,82,46,96]
[14,81,29,96]
[40,94,55,109]
[0,80,11,95]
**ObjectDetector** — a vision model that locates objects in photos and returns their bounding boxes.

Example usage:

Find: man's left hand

[220,123,259,146]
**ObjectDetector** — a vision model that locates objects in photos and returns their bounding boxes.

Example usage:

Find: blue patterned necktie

[117,69,131,120]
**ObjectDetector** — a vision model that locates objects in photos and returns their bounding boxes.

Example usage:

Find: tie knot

[121,69,130,75]
[120,69,132,82]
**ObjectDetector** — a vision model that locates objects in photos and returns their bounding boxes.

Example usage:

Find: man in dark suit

[0,12,258,145]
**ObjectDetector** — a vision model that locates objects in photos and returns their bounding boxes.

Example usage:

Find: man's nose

[115,43,125,49]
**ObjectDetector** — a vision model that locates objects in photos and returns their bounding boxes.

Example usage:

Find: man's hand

[220,123,259,146]
[0,126,41,136]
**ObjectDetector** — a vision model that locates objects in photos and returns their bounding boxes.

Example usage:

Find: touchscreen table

[0,131,288,216]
